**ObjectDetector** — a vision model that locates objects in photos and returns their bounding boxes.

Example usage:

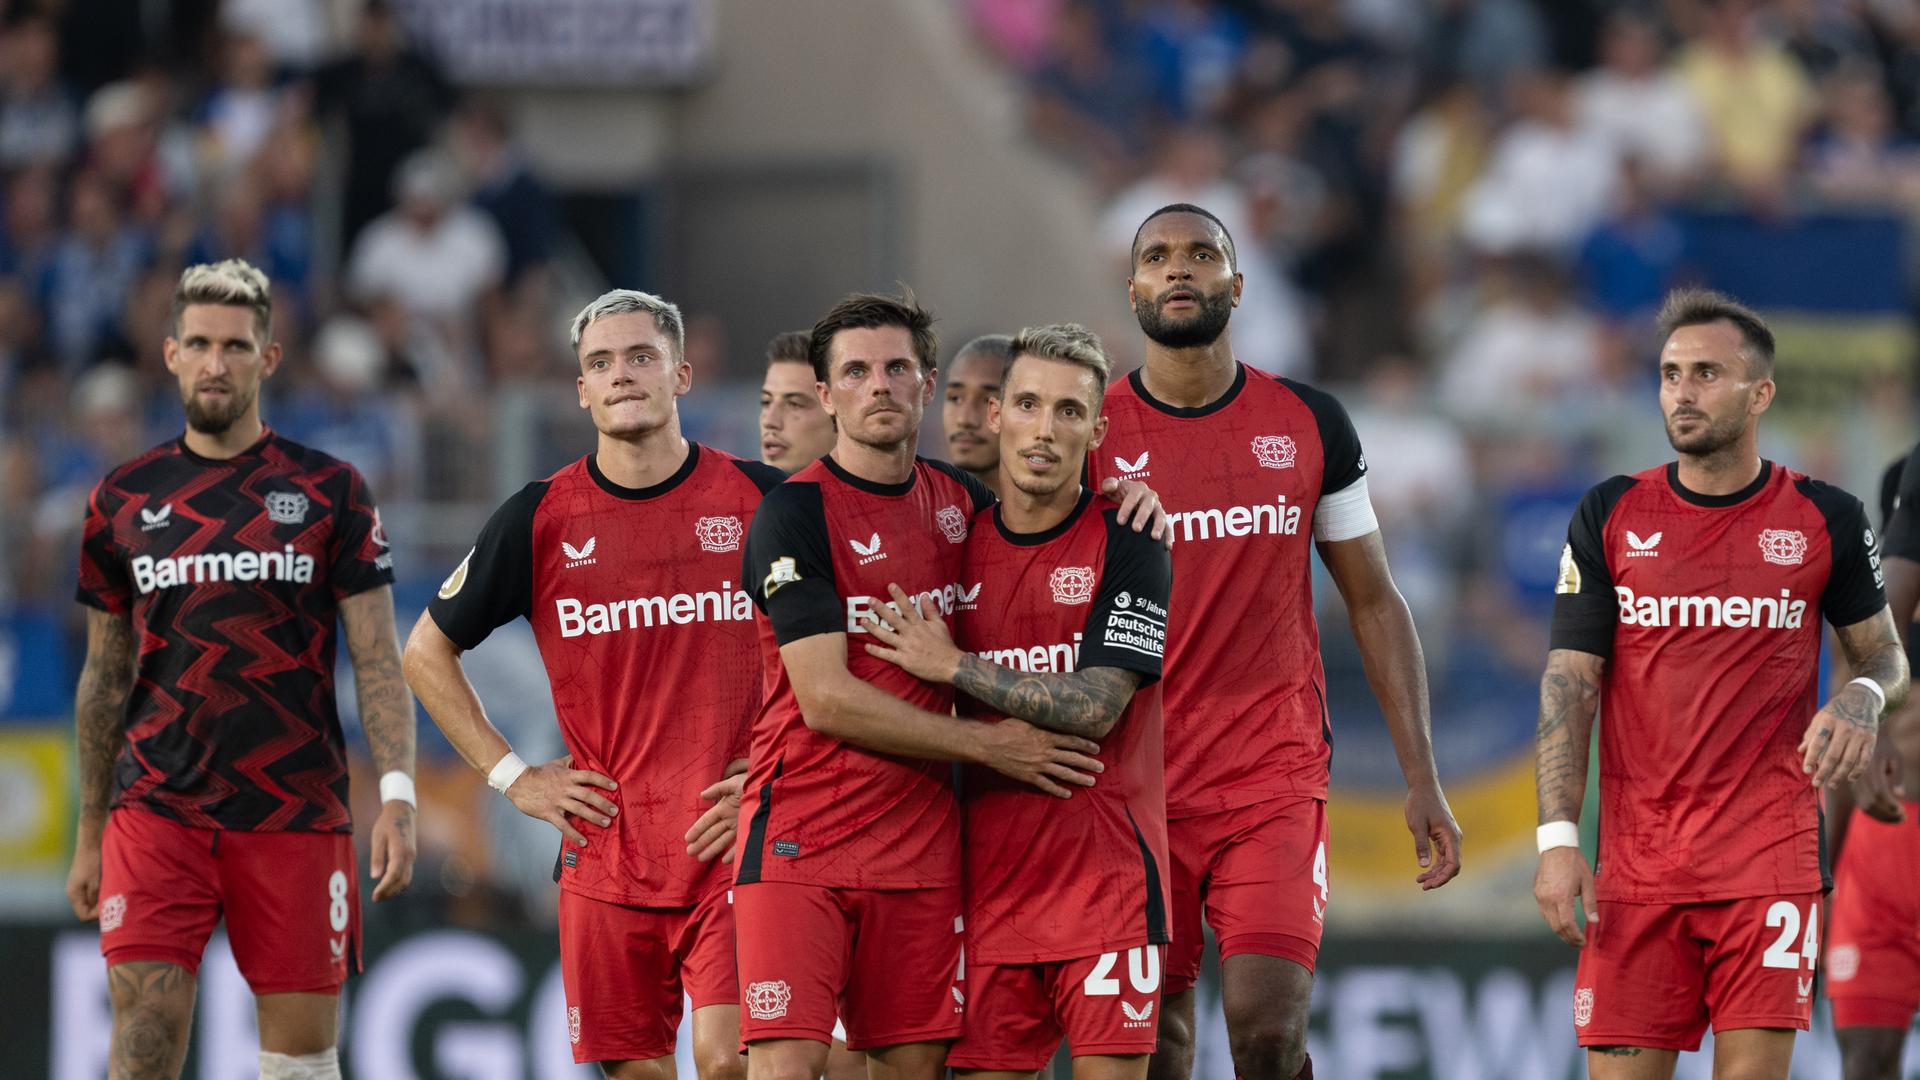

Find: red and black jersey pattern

[735,454,993,890]
[955,490,1172,964]
[75,429,393,833]
[428,444,782,906]
[1550,461,1885,903]
[1086,363,1366,815]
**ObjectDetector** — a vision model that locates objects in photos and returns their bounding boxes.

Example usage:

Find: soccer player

[734,291,1163,1080]
[1535,288,1907,1079]
[942,334,1012,497]
[1822,452,1920,1080]
[66,259,417,1080]
[1085,204,1461,1080]
[761,329,836,473]
[859,323,1172,1080]
[403,290,776,1080]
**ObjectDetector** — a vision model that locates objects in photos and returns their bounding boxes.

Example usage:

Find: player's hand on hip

[369,799,417,902]
[860,583,963,683]
[978,718,1103,798]
[1405,782,1463,890]
[1533,846,1597,947]
[1851,733,1906,823]
[1800,681,1882,788]
[506,758,619,847]
[1099,478,1174,547]
[65,833,102,920]
[686,761,749,863]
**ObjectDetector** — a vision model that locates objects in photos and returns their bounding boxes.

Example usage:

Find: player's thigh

[1071,1055,1150,1080]
[864,1040,951,1080]
[255,991,340,1056]
[744,1039,827,1080]
[219,829,358,996]
[1585,1046,1680,1080]
[735,882,850,1046]
[821,1039,867,1080]
[1220,952,1311,1044]
[557,890,687,1065]
[1837,1027,1907,1080]
[1575,902,1710,1052]
[690,1004,745,1080]
[1707,1028,1796,1080]
[602,1056,677,1080]
[1144,988,1195,1080]
[100,809,222,975]
[839,886,963,1050]
[681,883,743,1079]
[107,960,198,1078]
[953,1072,1038,1080]
[1203,797,1328,977]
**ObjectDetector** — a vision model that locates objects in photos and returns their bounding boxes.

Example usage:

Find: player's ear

[1087,413,1109,451]
[260,340,283,378]
[1230,270,1245,307]
[987,395,1001,434]
[577,374,590,411]
[815,378,835,418]
[674,356,692,397]
[922,366,938,405]
[1750,377,1775,416]
[162,336,180,374]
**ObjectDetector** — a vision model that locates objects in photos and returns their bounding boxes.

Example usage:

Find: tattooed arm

[1533,647,1605,947]
[340,585,417,901]
[951,658,1142,741]
[66,608,134,919]
[1801,606,1910,789]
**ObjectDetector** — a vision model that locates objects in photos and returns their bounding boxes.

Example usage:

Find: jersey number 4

[1761,899,1818,971]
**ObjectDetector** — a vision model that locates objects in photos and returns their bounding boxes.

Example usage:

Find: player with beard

[761,330,836,474]
[735,291,1167,1080]
[69,260,416,1080]
[943,334,1013,498]
[1536,289,1906,1079]
[1083,204,1461,1080]
[405,290,777,1080]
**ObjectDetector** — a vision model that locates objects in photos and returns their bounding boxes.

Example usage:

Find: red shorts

[557,881,738,1063]
[98,806,359,994]
[1826,802,1920,1030]
[1166,796,1327,995]
[1573,893,1822,1050]
[733,881,963,1051]
[947,946,1164,1070]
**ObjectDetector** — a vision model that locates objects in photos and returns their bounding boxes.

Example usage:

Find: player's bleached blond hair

[569,289,685,361]
[1006,322,1112,400]
[172,258,273,343]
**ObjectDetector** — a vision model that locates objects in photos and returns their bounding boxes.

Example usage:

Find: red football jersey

[735,455,994,889]
[1086,364,1366,815]
[1550,461,1885,903]
[428,445,782,906]
[954,491,1172,964]
[76,429,393,833]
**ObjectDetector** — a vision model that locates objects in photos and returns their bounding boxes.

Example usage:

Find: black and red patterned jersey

[1550,461,1885,903]
[75,429,394,833]
[734,454,993,889]
[1085,363,1367,816]
[428,445,782,907]
[954,490,1171,964]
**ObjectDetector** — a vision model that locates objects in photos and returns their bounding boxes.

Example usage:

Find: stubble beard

[183,385,254,435]
[1134,286,1233,349]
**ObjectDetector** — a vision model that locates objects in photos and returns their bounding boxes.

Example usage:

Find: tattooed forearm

[75,609,135,829]
[1535,648,1605,824]
[1834,607,1911,721]
[342,587,416,777]
[107,961,194,1079]
[952,658,1141,740]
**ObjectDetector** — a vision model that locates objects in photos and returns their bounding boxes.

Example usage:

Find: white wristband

[1537,821,1581,853]
[1848,676,1888,715]
[378,770,416,806]
[488,751,529,794]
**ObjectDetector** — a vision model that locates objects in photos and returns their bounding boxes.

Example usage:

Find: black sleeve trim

[1547,475,1637,657]
[730,457,789,496]
[1076,509,1171,682]
[1279,377,1367,496]
[1881,441,1920,562]
[925,457,997,513]
[1799,477,1888,628]
[742,481,844,645]
[427,481,547,651]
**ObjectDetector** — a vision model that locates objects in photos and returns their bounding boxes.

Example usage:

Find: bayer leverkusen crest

[1758,528,1808,566]
[936,505,968,544]
[1251,435,1297,470]
[695,515,744,553]
[265,490,310,525]
[1048,566,1096,605]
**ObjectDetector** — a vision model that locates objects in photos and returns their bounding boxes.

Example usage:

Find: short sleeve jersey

[428,445,782,906]
[75,429,394,832]
[1549,461,1885,903]
[955,491,1173,964]
[1086,363,1366,815]
[734,455,993,889]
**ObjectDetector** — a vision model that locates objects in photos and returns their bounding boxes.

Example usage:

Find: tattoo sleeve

[1832,606,1911,728]
[1535,648,1605,824]
[341,587,416,777]
[951,658,1142,740]
[75,608,135,829]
